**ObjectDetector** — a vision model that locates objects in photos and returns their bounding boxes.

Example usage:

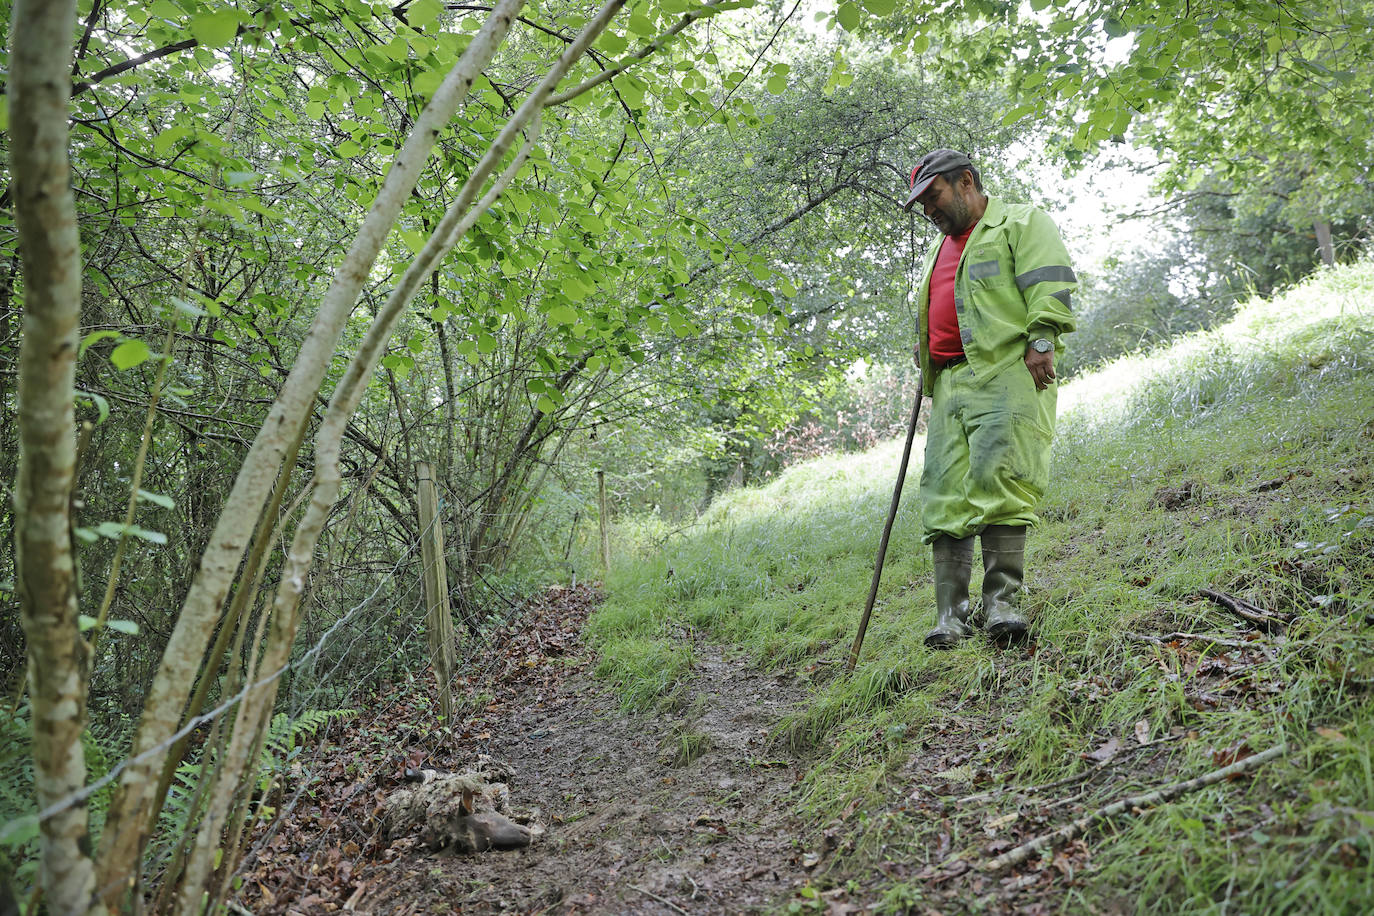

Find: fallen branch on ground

[1128,631,1263,650]
[981,743,1287,873]
[1197,588,1291,632]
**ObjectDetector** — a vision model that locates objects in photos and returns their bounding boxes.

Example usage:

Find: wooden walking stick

[847,372,925,671]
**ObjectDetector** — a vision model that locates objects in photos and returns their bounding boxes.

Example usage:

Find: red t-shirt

[928,225,974,365]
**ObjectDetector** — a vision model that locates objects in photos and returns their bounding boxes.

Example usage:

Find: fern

[0,705,35,827]
[259,708,355,778]
[1,705,41,903]
[144,707,356,871]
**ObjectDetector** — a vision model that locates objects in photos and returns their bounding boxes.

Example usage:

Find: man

[903,149,1076,648]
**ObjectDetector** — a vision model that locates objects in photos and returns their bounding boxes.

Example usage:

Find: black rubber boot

[981,524,1029,643]
[925,536,974,649]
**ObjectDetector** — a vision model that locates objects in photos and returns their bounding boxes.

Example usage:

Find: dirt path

[262,585,823,915]
[367,646,813,913]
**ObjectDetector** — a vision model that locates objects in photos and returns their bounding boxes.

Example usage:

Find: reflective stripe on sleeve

[1015,265,1077,290]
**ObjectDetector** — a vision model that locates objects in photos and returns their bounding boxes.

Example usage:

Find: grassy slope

[591,260,1374,913]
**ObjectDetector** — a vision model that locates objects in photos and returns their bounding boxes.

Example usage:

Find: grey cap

[903,149,973,211]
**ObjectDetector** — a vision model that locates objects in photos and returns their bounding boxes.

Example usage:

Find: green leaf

[1001,104,1037,126]
[477,332,498,354]
[108,619,141,636]
[766,74,786,94]
[861,0,895,15]
[408,0,443,28]
[836,2,860,32]
[110,339,152,370]
[598,32,629,55]
[536,394,557,413]
[190,9,240,49]
[148,0,184,21]
[548,304,579,325]
[0,97,8,132]
[616,77,646,108]
[136,489,175,509]
[80,329,121,357]
[153,124,191,157]
[93,521,168,544]
[74,390,110,424]
[413,67,445,98]
[170,295,206,317]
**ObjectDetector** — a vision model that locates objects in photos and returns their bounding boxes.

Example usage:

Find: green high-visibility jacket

[915,196,1077,396]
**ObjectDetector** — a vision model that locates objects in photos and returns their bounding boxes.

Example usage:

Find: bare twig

[1197,588,1291,632]
[1128,631,1263,650]
[630,885,689,916]
[982,743,1287,873]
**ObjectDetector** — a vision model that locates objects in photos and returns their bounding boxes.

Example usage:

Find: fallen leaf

[1083,737,1121,763]
[1315,727,1348,742]
[1211,741,1253,768]
[983,812,1018,836]
[1134,719,1151,745]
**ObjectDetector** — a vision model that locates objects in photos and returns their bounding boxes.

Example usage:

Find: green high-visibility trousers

[918,360,1057,543]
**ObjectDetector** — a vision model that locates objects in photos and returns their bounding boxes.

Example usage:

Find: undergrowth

[592,259,1374,913]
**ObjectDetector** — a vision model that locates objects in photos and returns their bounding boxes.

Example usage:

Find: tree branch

[982,743,1286,873]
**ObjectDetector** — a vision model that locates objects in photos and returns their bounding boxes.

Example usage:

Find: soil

[239,584,827,915]
[365,648,815,914]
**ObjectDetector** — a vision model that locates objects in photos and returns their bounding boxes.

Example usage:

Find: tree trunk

[8,1,108,913]
[1314,219,1335,266]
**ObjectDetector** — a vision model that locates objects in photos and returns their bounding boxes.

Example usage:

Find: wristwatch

[1029,338,1054,354]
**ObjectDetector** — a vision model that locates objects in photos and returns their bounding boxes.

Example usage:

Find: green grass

[591,259,1374,913]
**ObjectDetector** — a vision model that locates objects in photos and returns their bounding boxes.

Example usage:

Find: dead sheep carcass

[380,761,539,853]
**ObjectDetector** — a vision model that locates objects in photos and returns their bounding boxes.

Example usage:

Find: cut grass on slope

[591,259,1374,914]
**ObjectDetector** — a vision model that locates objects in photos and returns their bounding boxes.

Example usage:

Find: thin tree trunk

[1314,219,1335,266]
[8,1,108,913]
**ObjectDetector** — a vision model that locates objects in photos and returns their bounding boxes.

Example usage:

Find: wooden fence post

[597,469,610,573]
[415,461,455,721]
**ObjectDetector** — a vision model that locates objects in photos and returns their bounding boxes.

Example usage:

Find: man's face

[915,173,975,237]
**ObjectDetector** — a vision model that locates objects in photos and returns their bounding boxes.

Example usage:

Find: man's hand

[1024,346,1055,390]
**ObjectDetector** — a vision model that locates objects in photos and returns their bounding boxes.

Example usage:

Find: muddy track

[366,643,818,914]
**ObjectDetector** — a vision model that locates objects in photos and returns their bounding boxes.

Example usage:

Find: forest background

[2,0,1370,912]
